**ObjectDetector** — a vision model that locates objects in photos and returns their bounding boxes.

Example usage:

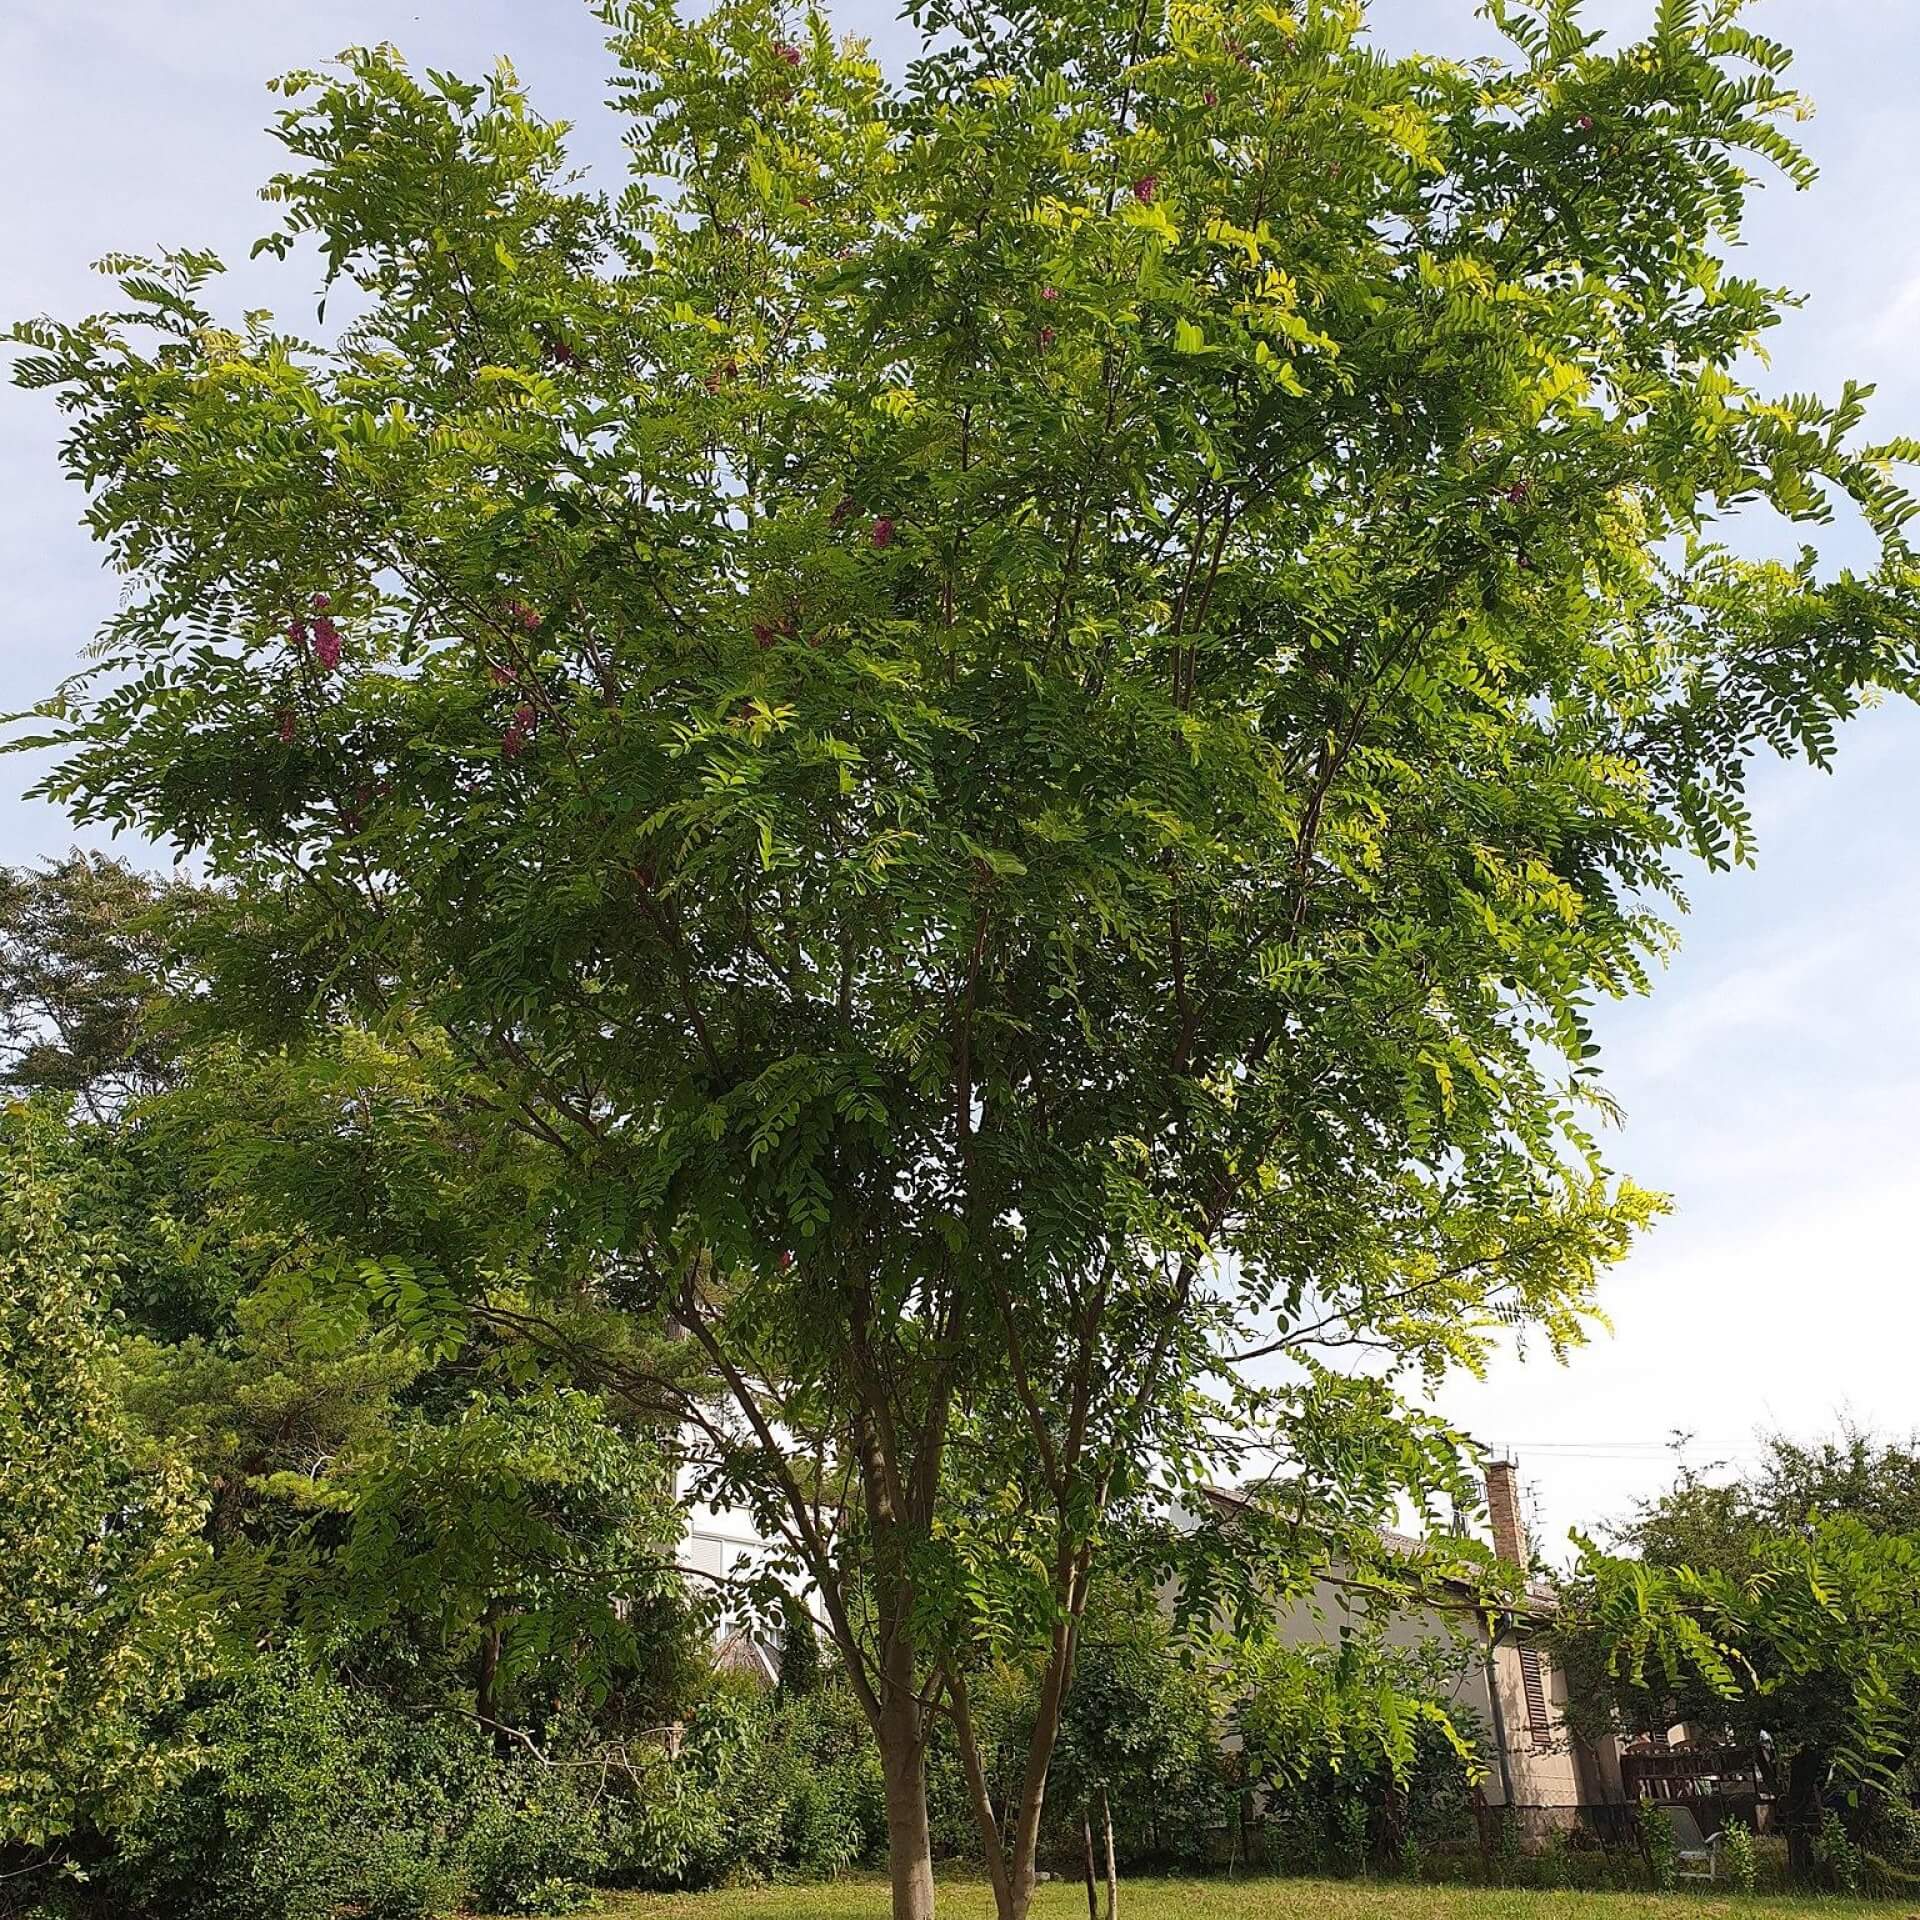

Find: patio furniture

[1662,1805,1724,1882]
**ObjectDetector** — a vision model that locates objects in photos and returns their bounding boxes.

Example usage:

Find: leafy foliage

[11,0,1920,1910]
[0,1105,216,1851]
[1617,1423,1920,1575]
[0,855,192,1116]
[100,1655,884,1919]
[932,1577,1230,1871]
[1562,1514,1920,1879]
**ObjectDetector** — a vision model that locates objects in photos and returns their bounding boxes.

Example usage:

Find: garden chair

[1664,1805,1724,1882]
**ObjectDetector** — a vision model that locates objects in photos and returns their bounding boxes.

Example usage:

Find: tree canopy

[12,0,1920,1913]
[1560,1429,1920,1881]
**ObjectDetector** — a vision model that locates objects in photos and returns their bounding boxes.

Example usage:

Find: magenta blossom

[1040,285,1060,302]
[776,41,802,65]
[310,592,331,614]
[287,616,309,649]
[1132,175,1158,203]
[311,617,342,673]
[870,516,895,549]
[1039,326,1056,347]
[277,709,297,744]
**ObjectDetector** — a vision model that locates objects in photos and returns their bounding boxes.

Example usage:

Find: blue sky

[5,0,1917,1559]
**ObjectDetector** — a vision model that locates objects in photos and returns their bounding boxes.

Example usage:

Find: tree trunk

[1083,1806,1099,1920]
[1784,1746,1826,1883]
[879,1706,936,1920]
[474,1615,508,1754]
[1100,1783,1119,1920]
[950,1668,1015,1919]
[1001,1590,1087,1916]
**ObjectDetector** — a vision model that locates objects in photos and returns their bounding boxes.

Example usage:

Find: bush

[929,1581,1233,1874]
[1820,1805,1864,1894]
[1249,1714,1480,1879]
[1862,1791,1920,1882]
[1723,1818,1758,1895]
[1640,1804,1678,1893]
[609,1679,885,1891]
[1331,1795,1369,1878]
[106,1653,615,1920]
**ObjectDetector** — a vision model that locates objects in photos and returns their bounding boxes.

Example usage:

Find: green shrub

[1864,1792,1920,1878]
[1723,1818,1758,1895]
[1331,1796,1370,1878]
[1493,1807,1521,1887]
[1640,1804,1678,1893]
[1397,1825,1425,1882]
[490,1879,599,1917]
[612,1680,885,1890]
[109,1655,474,1920]
[1820,1805,1863,1894]
[106,1653,618,1920]
[1536,1828,1570,1891]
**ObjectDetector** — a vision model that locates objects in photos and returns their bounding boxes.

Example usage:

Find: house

[676,1435,1630,1830]
[676,1467,794,1684]
[1179,1458,1626,1828]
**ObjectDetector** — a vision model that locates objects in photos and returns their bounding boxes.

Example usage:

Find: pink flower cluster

[287,592,342,673]
[502,702,538,759]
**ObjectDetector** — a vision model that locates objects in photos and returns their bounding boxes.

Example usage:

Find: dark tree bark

[1783,1746,1827,1882]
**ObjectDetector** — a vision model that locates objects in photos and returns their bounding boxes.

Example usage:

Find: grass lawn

[506,1876,1894,1920]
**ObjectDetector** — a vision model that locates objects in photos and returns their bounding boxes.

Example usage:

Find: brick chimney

[1485,1458,1529,1569]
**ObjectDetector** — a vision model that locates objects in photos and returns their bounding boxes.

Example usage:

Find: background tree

[1563,1516,1920,1882]
[1562,1426,1920,1882]
[0,853,192,1117]
[1616,1424,1920,1576]
[12,0,1920,1914]
[0,1104,215,1859]
[0,865,717,1903]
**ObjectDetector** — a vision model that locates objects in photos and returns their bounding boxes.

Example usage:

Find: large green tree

[0,853,196,1117]
[12,0,1920,1913]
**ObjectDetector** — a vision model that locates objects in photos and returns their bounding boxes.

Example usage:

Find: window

[1518,1643,1553,1744]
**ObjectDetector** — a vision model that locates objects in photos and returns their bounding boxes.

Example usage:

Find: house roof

[1192,1482,1557,1615]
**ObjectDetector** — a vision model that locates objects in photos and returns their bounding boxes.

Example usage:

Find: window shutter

[1518,1643,1553,1743]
